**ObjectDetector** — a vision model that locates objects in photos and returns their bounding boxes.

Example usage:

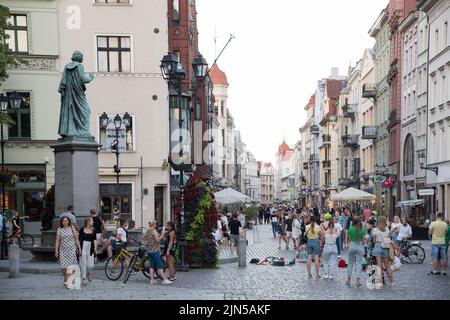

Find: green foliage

[243,205,258,221]
[186,209,206,241]
[0,5,22,85]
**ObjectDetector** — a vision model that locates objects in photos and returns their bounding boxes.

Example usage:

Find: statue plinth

[51,139,101,221]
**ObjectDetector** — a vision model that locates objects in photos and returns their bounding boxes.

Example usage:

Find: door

[155,187,164,228]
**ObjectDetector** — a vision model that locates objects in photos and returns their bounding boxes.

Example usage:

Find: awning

[396,199,425,208]
[329,187,376,201]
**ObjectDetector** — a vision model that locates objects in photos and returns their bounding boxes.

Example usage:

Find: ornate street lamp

[160,52,208,271]
[99,112,132,221]
[418,152,438,175]
[0,92,21,259]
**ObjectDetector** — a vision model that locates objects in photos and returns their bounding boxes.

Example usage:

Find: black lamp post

[160,52,207,272]
[0,92,22,260]
[418,152,438,176]
[99,112,131,220]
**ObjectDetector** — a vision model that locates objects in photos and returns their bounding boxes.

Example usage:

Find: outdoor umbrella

[214,188,251,205]
[329,187,376,201]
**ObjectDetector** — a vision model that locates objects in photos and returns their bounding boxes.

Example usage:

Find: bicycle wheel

[123,255,137,284]
[105,256,124,281]
[142,257,151,279]
[20,234,34,248]
[407,245,425,264]
[10,236,21,246]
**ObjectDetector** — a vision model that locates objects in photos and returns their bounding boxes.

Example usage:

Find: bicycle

[399,239,425,264]
[124,249,168,284]
[105,240,150,281]
[7,216,34,248]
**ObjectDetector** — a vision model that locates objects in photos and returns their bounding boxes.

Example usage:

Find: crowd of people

[252,204,449,289]
[54,205,176,288]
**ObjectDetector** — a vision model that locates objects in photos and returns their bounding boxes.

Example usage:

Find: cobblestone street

[1,224,448,300]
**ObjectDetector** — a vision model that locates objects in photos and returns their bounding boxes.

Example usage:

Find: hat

[372,211,378,216]
[324,213,332,221]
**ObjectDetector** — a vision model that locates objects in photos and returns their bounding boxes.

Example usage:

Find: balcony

[342,103,356,118]
[322,134,331,143]
[362,126,378,139]
[362,84,377,99]
[342,134,359,149]
[310,125,319,134]
[322,160,331,169]
[309,154,319,162]
[303,162,309,170]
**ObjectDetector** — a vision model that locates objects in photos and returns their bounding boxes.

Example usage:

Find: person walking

[293,210,303,258]
[333,216,343,258]
[271,210,278,238]
[443,218,449,276]
[164,221,177,282]
[345,216,365,287]
[143,221,172,285]
[372,216,395,288]
[264,207,271,225]
[55,216,81,289]
[78,217,97,285]
[277,213,288,250]
[229,213,242,256]
[60,205,78,231]
[90,208,103,263]
[428,212,448,276]
[284,211,294,250]
[306,215,322,279]
[322,220,338,279]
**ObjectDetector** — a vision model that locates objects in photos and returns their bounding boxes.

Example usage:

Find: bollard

[237,239,246,268]
[8,244,19,278]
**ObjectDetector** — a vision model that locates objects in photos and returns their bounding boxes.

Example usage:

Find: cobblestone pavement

[1,224,449,300]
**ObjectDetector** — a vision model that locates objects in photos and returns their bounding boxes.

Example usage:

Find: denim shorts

[230,234,240,246]
[148,251,164,270]
[306,239,321,255]
[372,243,389,258]
[431,244,447,261]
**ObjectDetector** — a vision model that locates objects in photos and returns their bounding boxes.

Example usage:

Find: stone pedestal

[51,138,101,220]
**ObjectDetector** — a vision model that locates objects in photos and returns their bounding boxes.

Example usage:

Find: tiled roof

[304,94,316,110]
[277,140,292,156]
[209,64,229,86]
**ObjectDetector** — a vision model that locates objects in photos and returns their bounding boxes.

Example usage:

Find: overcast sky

[197,0,387,164]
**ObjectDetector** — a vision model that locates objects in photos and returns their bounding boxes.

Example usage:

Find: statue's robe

[58,62,93,138]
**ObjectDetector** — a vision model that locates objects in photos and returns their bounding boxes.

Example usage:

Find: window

[403,134,414,176]
[194,98,201,120]
[173,0,180,21]
[222,129,225,147]
[6,92,30,139]
[100,184,132,221]
[435,29,439,53]
[99,114,134,151]
[221,101,225,116]
[5,14,28,53]
[445,22,448,47]
[97,36,131,72]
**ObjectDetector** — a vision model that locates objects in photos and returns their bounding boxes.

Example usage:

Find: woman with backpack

[306,215,322,279]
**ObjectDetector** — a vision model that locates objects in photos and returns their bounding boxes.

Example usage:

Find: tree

[0,5,19,126]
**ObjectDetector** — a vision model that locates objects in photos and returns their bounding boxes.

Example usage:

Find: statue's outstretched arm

[78,64,94,83]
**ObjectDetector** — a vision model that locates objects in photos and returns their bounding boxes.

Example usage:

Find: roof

[304,94,316,110]
[209,64,229,86]
[321,79,344,124]
[277,140,292,157]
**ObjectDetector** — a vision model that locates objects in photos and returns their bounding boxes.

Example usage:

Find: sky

[196,0,388,164]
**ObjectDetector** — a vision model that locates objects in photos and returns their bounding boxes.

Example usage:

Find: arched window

[403,134,414,176]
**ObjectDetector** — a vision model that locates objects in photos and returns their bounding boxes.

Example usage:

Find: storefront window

[100,183,132,222]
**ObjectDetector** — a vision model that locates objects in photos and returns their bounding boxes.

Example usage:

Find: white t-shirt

[397,224,412,241]
[271,216,278,223]
[117,227,127,242]
[334,222,343,236]
[391,223,402,233]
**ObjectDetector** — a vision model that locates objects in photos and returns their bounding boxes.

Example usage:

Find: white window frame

[97,113,137,153]
[94,33,134,73]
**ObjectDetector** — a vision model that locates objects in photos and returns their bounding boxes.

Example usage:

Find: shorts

[230,234,240,246]
[306,239,321,255]
[431,244,447,261]
[286,231,292,238]
[148,251,164,270]
[372,243,389,258]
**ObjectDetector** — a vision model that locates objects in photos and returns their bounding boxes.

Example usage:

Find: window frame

[97,113,136,152]
[5,91,31,140]
[95,34,133,73]
[403,134,414,176]
[5,13,28,54]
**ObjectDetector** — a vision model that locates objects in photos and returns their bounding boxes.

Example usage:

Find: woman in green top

[345,217,365,287]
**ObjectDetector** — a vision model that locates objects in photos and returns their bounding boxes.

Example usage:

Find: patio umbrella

[214,188,251,205]
[329,187,376,201]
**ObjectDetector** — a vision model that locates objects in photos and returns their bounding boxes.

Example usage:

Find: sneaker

[323,274,329,279]
[375,283,383,290]
[150,280,157,285]
[442,271,447,276]
[162,279,173,285]
[296,253,300,258]
[337,255,341,259]
[391,282,396,288]
[308,274,313,279]
[329,275,334,280]
[316,274,321,280]
[428,271,441,276]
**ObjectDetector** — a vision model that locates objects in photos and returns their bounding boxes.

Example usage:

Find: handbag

[71,226,80,263]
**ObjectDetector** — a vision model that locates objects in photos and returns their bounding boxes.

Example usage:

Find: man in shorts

[428,213,448,276]
[228,213,242,256]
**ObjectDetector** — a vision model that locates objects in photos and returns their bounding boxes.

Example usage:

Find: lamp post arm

[207,34,235,76]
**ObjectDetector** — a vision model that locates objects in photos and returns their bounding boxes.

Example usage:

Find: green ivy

[186,209,205,241]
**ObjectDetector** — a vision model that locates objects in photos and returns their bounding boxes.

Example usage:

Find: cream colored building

[57,0,170,228]
[1,0,60,234]
[259,162,274,205]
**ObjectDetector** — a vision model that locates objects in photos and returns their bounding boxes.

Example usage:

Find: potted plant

[243,206,257,229]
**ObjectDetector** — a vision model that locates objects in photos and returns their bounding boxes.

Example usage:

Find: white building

[57,0,170,228]
[420,0,450,218]
[259,162,274,205]
[1,0,60,235]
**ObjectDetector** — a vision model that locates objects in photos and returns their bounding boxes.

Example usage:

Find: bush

[244,206,257,222]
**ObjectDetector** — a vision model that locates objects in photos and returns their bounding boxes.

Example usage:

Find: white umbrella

[214,188,250,204]
[329,187,375,201]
